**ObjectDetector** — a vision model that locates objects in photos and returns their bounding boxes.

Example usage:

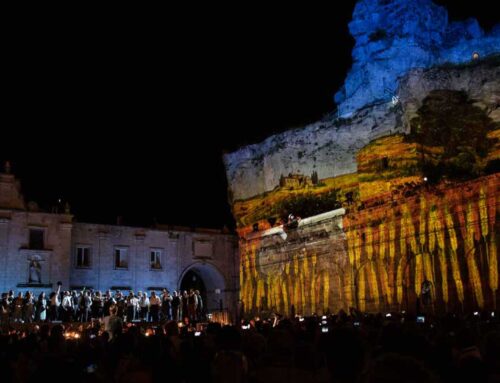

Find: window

[114,247,128,269]
[150,249,162,270]
[29,229,45,250]
[76,246,91,268]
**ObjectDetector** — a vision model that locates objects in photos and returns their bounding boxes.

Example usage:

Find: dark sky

[3,2,498,230]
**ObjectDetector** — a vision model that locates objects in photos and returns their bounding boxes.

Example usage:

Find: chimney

[117,216,123,226]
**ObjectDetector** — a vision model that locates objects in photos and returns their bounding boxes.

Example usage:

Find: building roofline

[73,221,236,237]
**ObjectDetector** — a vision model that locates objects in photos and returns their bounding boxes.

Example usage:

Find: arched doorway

[179,262,227,314]
[180,269,208,314]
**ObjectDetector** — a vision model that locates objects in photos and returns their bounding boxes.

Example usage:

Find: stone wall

[0,171,240,317]
[238,174,500,316]
[239,209,348,316]
[0,211,72,294]
[70,223,238,313]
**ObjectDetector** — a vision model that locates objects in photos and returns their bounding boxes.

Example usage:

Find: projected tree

[410,90,496,182]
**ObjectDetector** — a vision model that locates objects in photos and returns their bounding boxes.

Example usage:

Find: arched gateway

[178,262,227,314]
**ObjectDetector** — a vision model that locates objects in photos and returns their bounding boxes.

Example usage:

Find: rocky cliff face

[398,55,500,129]
[231,0,500,316]
[334,0,500,116]
[224,56,499,202]
[224,102,402,201]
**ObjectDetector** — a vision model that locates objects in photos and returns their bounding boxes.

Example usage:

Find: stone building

[0,167,239,316]
[279,174,313,190]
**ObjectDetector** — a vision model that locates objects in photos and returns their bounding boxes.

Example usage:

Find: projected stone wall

[239,210,348,316]
[224,9,500,315]
[237,175,498,316]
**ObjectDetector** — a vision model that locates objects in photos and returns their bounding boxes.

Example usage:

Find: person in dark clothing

[421,280,433,307]
[161,289,172,321]
[187,289,198,322]
[181,291,189,321]
[71,291,80,321]
[80,290,92,322]
[103,290,115,317]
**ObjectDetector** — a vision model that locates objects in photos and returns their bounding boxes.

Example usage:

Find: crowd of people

[0,286,204,325]
[0,308,498,382]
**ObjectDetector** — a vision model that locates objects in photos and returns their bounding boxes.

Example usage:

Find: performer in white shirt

[149,291,161,322]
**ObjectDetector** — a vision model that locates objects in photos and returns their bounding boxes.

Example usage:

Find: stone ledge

[245,208,346,241]
[70,285,94,291]
[147,286,167,291]
[110,286,132,291]
[16,283,53,288]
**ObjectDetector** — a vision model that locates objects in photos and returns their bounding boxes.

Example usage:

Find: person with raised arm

[49,282,62,321]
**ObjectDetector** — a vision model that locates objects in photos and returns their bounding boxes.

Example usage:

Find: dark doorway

[180,269,208,314]
[178,263,227,315]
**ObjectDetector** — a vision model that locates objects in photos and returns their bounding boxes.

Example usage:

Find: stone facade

[0,170,239,315]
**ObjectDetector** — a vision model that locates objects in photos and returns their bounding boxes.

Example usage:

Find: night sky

[3,2,497,230]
